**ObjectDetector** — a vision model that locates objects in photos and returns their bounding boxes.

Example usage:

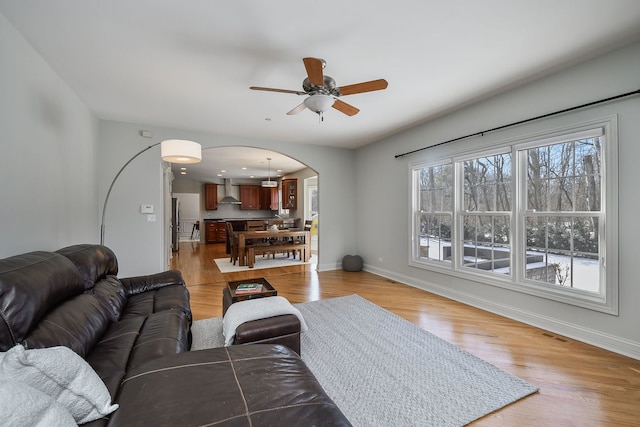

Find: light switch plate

[146,214,156,222]
[141,204,154,213]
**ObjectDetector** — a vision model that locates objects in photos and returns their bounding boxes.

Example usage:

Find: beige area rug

[214,253,316,273]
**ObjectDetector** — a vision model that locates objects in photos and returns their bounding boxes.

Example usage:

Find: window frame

[409,116,618,315]
[411,159,454,266]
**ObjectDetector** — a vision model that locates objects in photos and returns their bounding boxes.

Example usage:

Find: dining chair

[226,221,239,264]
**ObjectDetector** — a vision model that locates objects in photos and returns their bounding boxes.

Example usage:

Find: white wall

[174,193,200,221]
[97,122,166,275]
[0,14,98,257]
[355,42,640,359]
[98,121,357,275]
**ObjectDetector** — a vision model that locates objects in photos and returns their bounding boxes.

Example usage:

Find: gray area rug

[191,294,538,426]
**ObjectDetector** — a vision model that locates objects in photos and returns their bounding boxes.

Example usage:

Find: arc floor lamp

[100,139,202,245]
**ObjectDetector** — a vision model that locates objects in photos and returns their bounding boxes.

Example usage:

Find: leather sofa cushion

[0,251,84,351]
[122,284,191,323]
[90,277,127,322]
[86,308,191,399]
[23,292,112,358]
[86,316,146,398]
[107,345,352,427]
[126,309,191,370]
[56,245,118,290]
[120,270,186,295]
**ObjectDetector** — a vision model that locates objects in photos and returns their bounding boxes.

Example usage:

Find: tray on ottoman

[223,277,277,314]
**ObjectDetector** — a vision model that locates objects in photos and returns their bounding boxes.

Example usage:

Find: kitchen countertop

[203,218,279,221]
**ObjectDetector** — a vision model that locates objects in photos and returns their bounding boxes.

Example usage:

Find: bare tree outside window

[462,153,512,275]
[417,164,453,262]
[525,136,601,291]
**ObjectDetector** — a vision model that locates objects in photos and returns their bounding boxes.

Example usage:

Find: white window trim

[409,116,619,315]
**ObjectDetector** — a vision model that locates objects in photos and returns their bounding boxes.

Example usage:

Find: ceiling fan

[250,57,388,120]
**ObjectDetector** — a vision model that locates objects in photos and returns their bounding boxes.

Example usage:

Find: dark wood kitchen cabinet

[239,185,260,210]
[204,183,218,210]
[282,179,297,210]
[205,221,226,243]
[259,186,279,210]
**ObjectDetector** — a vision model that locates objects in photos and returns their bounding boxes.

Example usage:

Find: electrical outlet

[146,214,156,222]
[378,257,383,263]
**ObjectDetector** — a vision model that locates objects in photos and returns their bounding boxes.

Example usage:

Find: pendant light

[261,158,277,187]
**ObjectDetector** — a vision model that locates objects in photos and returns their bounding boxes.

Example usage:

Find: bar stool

[190,221,200,240]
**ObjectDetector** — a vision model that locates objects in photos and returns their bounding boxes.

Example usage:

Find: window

[461,152,512,275]
[519,129,603,293]
[410,118,617,314]
[415,163,453,263]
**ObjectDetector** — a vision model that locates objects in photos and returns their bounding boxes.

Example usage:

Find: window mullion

[454,160,464,269]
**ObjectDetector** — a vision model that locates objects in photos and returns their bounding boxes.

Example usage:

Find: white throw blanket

[222,296,308,346]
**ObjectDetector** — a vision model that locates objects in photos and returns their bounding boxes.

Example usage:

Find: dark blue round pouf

[342,255,363,272]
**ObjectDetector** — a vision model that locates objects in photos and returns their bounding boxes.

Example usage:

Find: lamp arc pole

[100,143,160,245]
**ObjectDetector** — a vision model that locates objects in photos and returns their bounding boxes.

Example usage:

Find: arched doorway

[169,146,319,267]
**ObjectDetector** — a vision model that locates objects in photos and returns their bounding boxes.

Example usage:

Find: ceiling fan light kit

[250,57,388,120]
[304,94,335,113]
[304,94,335,122]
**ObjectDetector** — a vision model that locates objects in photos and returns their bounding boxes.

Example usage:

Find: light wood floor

[171,241,640,427]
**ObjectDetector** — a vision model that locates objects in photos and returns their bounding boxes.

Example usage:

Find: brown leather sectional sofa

[0,244,350,426]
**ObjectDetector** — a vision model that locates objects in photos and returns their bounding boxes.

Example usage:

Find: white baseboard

[364,264,640,361]
[316,261,341,272]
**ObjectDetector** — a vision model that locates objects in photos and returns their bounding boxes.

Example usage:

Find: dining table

[233,229,311,267]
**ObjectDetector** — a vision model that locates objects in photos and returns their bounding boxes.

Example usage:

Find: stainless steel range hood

[218,179,241,204]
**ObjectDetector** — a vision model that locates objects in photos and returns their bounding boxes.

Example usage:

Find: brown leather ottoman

[222,287,302,354]
[234,314,301,354]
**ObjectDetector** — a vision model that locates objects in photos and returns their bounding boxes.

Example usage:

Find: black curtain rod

[394,88,640,159]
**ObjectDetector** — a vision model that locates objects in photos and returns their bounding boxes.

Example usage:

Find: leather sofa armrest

[120,269,186,296]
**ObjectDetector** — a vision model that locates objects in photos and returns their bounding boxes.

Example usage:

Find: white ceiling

[181,146,308,182]
[2,1,640,178]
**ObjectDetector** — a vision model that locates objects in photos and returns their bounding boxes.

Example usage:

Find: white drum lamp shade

[161,139,202,163]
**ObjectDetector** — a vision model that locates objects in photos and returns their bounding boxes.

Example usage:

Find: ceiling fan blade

[286,102,307,115]
[303,57,324,86]
[338,79,388,96]
[332,99,360,116]
[250,86,306,95]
